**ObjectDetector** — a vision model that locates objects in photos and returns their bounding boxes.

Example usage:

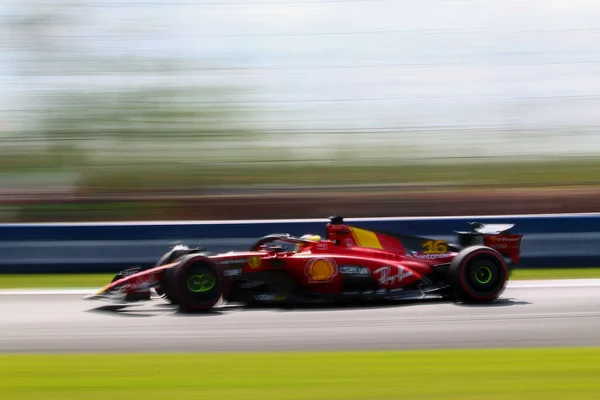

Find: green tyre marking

[186,274,216,293]
[475,266,493,284]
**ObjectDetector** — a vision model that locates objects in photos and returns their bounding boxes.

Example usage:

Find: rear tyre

[448,246,508,303]
[169,255,223,313]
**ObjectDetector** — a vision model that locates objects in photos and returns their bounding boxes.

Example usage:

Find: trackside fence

[1,213,599,273]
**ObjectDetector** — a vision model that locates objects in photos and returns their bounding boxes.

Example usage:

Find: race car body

[84,216,523,312]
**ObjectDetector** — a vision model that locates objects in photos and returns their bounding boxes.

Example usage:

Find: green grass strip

[0,274,113,289]
[1,349,599,399]
[511,268,600,280]
[2,268,600,289]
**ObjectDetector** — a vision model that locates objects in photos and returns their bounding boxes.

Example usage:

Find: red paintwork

[101,221,522,298]
[96,263,176,294]
[484,234,523,264]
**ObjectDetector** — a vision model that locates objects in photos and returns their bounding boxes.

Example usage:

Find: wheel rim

[186,273,216,293]
[474,266,492,284]
[466,259,502,294]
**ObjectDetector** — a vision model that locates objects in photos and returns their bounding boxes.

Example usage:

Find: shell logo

[305,258,338,283]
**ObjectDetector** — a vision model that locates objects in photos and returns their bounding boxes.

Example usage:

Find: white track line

[0,279,599,296]
[508,279,600,288]
[0,288,95,295]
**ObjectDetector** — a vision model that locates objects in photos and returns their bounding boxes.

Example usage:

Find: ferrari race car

[84,216,524,312]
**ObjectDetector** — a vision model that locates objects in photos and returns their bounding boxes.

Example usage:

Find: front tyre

[168,255,223,313]
[155,245,199,304]
[448,246,508,303]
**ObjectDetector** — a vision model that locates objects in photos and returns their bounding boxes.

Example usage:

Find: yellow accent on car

[306,258,337,282]
[95,284,110,295]
[248,257,262,269]
[422,240,448,254]
[350,227,383,249]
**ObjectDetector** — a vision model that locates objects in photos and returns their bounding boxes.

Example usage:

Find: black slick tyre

[448,245,508,303]
[169,255,223,313]
[154,247,192,304]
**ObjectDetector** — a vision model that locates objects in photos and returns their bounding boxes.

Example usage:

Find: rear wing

[455,222,523,265]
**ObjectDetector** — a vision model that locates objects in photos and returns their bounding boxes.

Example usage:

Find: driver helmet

[295,234,321,252]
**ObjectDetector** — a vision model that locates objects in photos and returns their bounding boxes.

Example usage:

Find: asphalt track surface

[1,279,600,353]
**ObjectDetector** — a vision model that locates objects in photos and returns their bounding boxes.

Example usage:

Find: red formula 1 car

[84,216,523,312]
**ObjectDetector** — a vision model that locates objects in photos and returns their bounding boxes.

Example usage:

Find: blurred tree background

[2,0,600,221]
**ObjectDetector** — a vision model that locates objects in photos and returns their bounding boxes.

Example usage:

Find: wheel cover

[186,274,216,293]
[474,266,493,284]
[465,257,503,295]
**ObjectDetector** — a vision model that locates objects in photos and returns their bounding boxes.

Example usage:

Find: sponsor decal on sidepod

[411,252,450,260]
[373,265,413,287]
[305,258,338,283]
[339,265,370,276]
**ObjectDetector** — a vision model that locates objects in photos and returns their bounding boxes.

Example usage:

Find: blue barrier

[1,213,600,273]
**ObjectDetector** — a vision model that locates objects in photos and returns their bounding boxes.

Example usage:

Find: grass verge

[6,156,600,189]
[0,274,113,289]
[2,268,600,289]
[510,268,600,280]
[1,349,599,400]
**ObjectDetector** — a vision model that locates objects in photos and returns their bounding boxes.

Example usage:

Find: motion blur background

[3,0,600,222]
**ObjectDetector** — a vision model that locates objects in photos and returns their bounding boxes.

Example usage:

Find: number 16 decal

[422,240,448,254]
